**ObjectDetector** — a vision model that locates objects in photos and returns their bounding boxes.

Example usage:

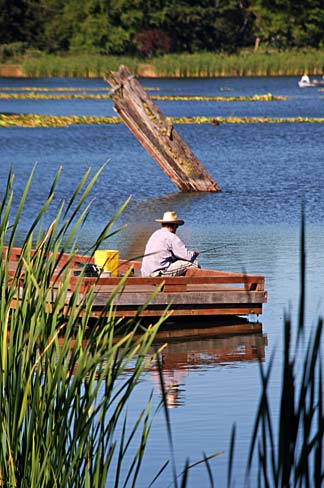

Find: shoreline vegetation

[1,49,324,78]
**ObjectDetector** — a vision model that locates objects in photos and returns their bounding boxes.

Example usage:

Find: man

[141,211,199,277]
[300,72,310,84]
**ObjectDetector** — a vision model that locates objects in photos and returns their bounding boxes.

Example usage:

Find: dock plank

[91,290,267,306]
[4,247,268,320]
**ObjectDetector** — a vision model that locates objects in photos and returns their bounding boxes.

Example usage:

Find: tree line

[1,0,324,57]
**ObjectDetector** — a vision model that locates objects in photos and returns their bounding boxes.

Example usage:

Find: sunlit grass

[22,54,141,78]
[0,165,169,486]
[0,164,226,486]
[12,48,324,78]
[152,49,324,77]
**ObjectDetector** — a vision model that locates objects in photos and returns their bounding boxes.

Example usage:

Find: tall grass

[0,165,168,486]
[227,211,324,487]
[22,54,140,78]
[244,316,323,487]
[153,50,324,77]
[19,49,324,78]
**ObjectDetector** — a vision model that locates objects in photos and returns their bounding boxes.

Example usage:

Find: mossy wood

[105,65,220,192]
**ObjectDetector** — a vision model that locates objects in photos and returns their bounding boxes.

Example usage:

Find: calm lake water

[1,75,324,486]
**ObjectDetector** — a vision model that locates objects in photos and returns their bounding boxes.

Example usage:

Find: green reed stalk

[226,214,324,487]
[0,165,168,487]
[9,48,324,78]
[152,49,324,78]
[22,54,140,78]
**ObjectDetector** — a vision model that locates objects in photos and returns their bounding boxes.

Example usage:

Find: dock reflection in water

[146,320,267,408]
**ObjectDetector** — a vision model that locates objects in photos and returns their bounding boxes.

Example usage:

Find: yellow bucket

[94,250,119,276]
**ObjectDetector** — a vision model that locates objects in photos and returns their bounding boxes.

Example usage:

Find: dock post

[105,65,220,192]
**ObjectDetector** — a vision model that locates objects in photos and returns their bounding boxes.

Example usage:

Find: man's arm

[171,234,198,261]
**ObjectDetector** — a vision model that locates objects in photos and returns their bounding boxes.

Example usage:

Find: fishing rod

[198,246,221,254]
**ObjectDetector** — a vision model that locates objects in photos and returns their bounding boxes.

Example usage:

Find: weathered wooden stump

[105,65,220,192]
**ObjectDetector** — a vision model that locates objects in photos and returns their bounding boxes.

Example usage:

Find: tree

[249,0,324,49]
[289,0,324,47]
[33,0,69,52]
[0,0,323,56]
[0,0,26,44]
[67,0,137,54]
[135,29,171,56]
[163,0,252,53]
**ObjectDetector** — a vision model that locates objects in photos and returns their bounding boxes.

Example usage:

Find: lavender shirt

[141,227,196,276]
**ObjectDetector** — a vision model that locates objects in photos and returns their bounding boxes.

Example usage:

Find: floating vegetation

[0,86,159,93]
[0,86,110,92]
[0,92,286,101]
[0,114,121,127]
[154,93,287,101]
[1,113,324,128]
[174,116,324,124]
[0,93,113,100]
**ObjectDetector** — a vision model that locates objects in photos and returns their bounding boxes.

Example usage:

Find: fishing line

[198,246,221,254]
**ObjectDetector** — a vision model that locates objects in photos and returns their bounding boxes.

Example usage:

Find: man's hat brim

[156,218,184,225]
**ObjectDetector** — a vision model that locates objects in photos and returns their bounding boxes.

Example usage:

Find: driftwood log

[105,65,220,192]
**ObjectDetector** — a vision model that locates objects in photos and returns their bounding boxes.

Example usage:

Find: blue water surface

[1,75,324,486]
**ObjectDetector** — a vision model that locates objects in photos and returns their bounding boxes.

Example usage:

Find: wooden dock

[5,247,267,322]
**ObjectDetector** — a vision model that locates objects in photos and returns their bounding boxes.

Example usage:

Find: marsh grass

[0,165,169,487]
[22,54,140,78]
[227,211,324,487]
[152,50,324,78]
[16,49,324,78]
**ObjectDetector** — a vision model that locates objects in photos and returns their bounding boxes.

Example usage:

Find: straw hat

[156,211,184,225]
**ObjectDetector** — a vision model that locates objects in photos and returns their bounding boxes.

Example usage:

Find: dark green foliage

[0,0,25,44]
[1,0,323,57]
[249,0,324,49]
[163,0,252,53]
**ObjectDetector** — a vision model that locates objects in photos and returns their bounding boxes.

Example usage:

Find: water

[1,75,324,486]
